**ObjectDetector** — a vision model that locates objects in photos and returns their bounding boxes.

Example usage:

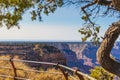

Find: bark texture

[112,0,120,11]
[97,21,120,76]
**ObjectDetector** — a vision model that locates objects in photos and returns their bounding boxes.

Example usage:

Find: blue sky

[0,6,118,41]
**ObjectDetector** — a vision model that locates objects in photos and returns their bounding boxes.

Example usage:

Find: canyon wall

[0,42,119,73]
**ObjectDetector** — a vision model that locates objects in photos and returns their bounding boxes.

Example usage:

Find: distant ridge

[0,41,120,74]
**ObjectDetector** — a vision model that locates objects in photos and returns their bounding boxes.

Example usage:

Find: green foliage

[79,24,100,45]
[0,0,63,28]
[81,14,91,22]
[0,0,33,29]
[0,0,119,44]
[90,66,119,80]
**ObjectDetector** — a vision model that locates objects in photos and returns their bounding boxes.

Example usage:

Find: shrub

[90,66,119,80]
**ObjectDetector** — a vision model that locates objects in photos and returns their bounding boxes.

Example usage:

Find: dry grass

[0,55,79,80]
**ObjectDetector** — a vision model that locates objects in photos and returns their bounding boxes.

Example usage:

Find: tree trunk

[112,0,120,11]
[97,21,120,76]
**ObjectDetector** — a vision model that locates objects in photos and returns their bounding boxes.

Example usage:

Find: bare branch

[81,0,97,26]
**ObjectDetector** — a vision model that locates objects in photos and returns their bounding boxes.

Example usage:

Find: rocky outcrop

[0,42,120,74]
[68,43,98,67]
[48,42,94,73]
[49,42,120,73]
[0,43,66,69]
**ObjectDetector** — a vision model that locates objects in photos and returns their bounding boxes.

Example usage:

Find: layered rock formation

[0,43,66,69]
[48,42,120,73]
[0,42,119,73]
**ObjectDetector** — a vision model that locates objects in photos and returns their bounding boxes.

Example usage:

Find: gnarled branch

[97,21,120,76]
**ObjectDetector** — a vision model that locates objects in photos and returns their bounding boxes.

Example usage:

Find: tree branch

[97,21,120,76]
[81,1,97,26]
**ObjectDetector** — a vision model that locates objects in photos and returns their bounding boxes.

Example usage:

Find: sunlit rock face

[50,42,120,73]
[0,42,119,74]
[49,42,97,73]
[0,43,66,69]
[48,43,81,69]
[67,43,99,73]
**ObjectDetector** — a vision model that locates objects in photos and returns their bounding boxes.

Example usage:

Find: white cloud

[0,25,81,41]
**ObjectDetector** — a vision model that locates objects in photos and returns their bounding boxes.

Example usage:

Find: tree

[0,0,63,29]
[0,0,120,76]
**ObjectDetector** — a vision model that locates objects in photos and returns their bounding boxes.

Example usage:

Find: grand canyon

[0,42,119,74]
